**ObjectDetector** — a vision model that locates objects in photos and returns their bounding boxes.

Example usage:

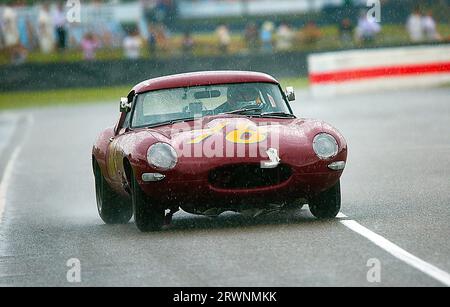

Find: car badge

[261,148,281,169]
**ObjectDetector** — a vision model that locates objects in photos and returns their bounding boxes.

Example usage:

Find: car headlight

[313,133,339,159]
[147,143,178,170]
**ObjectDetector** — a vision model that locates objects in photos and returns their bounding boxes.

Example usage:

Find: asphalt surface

[0,88,449,287]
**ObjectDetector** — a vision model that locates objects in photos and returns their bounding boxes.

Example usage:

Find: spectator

[339,18,354,46]
[181,31,194,55]
[154,23,169,53]
[16,0,32,51]
[0,32,4,52]
[0,6,6,50]
[38,2,54,54]
[302,21,322,45]
[142,0,176,28]
[422,11,441,42]
[123,28,143,60]
[276,22,294,51]
[81,32,99,61]
[25,16,38,51]
[355,12,381,43]
[244,22,259,52]
[260,21,274,53]
[53,2,67,52]
[406,8,424,42]
[2,4,26,64]
[2,5,19,49]
[147,24,157,57]
[216,24,231,54]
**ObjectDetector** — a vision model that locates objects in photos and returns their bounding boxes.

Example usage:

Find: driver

[215,85,262,114]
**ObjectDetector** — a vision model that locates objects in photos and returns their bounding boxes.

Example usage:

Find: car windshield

[131,82,291,128]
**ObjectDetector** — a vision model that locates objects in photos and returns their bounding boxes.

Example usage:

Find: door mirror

[285,87,296,101]
[120,97,131,113]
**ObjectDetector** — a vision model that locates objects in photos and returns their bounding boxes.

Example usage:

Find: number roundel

[226,128,267,144]
[189,122,268,144]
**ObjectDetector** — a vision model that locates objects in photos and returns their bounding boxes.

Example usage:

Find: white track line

[0,115,33,224]
[338,213,450,286]
[0,146,22,223]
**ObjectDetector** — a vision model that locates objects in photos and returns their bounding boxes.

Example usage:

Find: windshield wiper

[145,117,196,128]
[223,106,263,115]
[222,108,296,118]
[260,112,296,118]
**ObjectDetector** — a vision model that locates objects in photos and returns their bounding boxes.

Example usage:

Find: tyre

[130,171,164,232]
[94,161,133,224]
[309,180,341,219]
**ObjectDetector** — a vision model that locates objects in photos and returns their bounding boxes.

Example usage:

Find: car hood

[135,115,332,162]
[149,115,318,140]
[124,115,346,173]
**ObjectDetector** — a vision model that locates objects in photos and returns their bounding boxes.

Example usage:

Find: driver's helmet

[227,85,261,106]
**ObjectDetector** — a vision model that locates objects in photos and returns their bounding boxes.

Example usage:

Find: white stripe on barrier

[309,45,450,74]
[308,45,450,96]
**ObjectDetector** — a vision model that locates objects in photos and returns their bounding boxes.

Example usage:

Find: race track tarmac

[0,88,449,286]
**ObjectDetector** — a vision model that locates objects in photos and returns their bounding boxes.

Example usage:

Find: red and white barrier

[308,45,450,96]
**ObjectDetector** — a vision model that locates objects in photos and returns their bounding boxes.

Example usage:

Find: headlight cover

[313,133,339,159]
[147,142,178,170]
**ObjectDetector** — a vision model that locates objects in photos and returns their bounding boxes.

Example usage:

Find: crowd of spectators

[406,8,442,43]
[0,0,128,64]
[0,0,177,64]
[0,1,446,65]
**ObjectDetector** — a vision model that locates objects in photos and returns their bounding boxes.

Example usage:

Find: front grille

[209,164,292,189]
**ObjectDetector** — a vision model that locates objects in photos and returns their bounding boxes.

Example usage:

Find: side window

[123,109,132,128]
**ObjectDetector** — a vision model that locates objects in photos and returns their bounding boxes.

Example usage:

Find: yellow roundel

[226,128,267,144]
[188,122,268,145]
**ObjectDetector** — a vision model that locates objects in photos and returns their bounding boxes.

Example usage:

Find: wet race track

[0,88,449,286]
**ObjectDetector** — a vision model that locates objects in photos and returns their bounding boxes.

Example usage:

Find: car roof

[132,71,279,94]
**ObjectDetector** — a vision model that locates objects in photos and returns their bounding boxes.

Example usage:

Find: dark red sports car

[92,71,347,232]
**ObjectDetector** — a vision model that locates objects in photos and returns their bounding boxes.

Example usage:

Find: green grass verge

[0,86,132,110]
[280,77,309,90]
[0,77,309,111]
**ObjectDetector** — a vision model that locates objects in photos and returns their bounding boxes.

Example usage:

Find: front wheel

[130,171,165,232]
[309,180,341,219]
[94,161,132,224]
